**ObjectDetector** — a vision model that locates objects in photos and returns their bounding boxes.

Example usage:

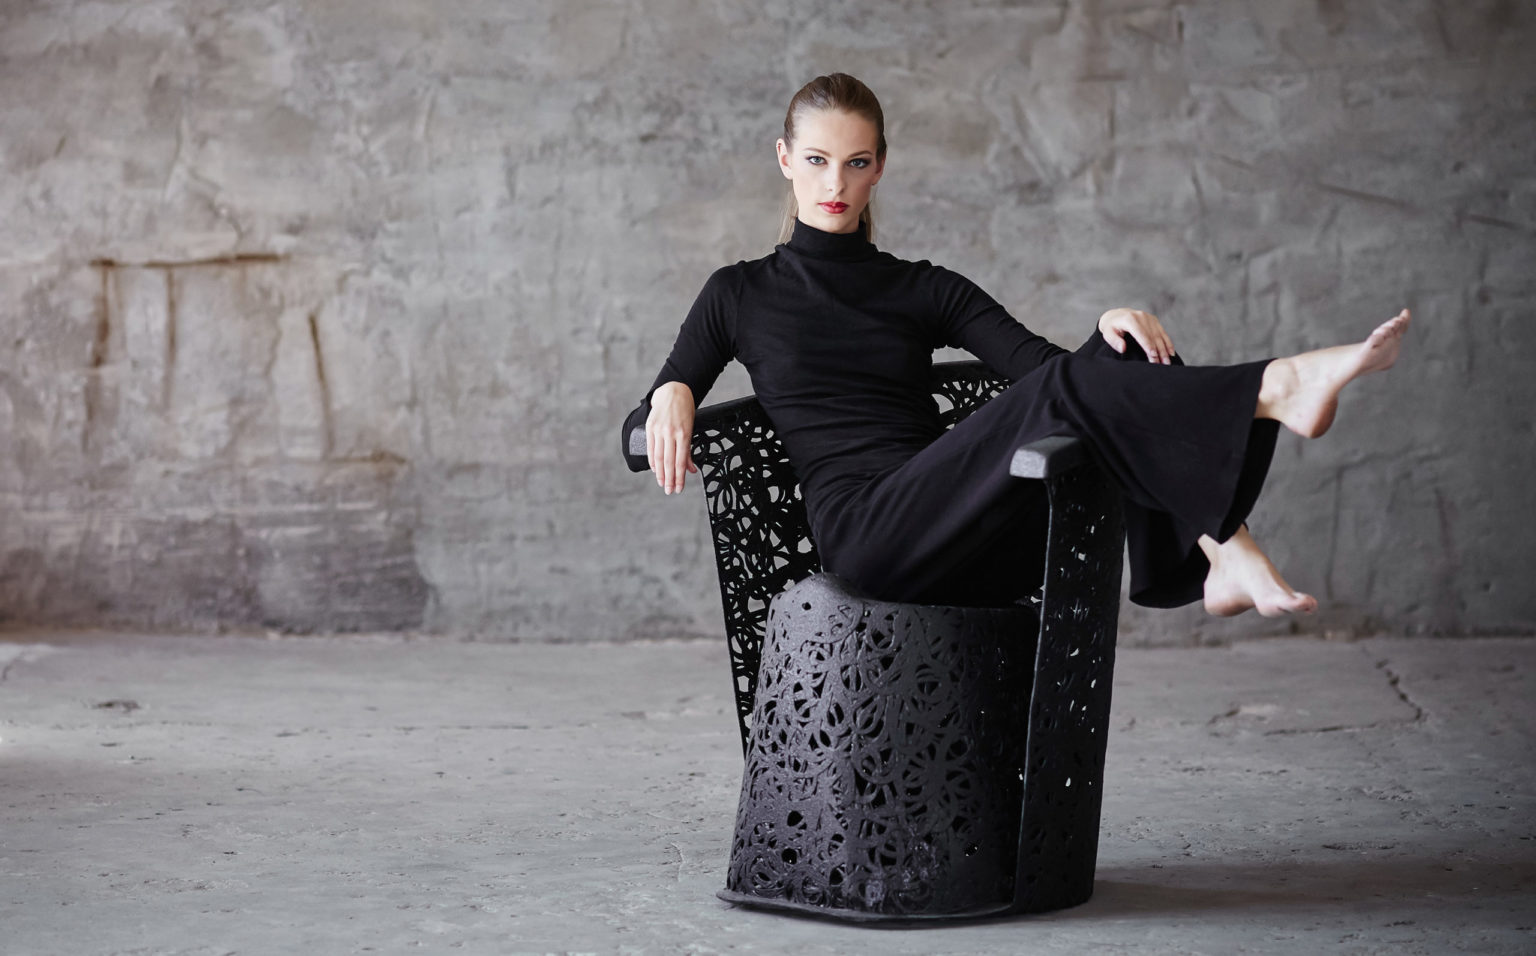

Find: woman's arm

[928,264,1068,380]
[928,265,1178,376]
[618,265,740,489]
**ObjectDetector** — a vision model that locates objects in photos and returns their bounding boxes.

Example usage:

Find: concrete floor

[0,632,1532,955]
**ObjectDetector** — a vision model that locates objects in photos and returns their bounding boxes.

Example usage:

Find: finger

[1142,318,1172,364]
[663,429,681,493]
[666,433,683,494]
[1148,317,1175,361]
[662,433,676,494]
[680,449,697,488]
[1129,326,1161,363]
[656,431,673,492]
[1101,327,1127,353]
[1137,315,1169,362]
[671,433,689,493]
[1114,314,1147,359]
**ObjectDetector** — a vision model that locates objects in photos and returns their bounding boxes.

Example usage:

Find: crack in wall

[1310,181,1419,211]
[163,268,178,410]
[307,309,334,457]
[90,253,286,270]
[1308,181,1534,235]
[82,261,114,453]
[89,270,111,369]
[1459,211,1525,232]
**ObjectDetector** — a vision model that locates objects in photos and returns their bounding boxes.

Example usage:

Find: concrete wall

[1,0,1532,642]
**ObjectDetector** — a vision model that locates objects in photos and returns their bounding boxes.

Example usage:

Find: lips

[819,202,849,214]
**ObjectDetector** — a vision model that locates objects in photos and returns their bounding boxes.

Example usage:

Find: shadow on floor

[1062,856,1536,919]
[719,856,1536,930]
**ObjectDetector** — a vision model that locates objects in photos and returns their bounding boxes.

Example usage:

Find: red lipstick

[820,202,849,214]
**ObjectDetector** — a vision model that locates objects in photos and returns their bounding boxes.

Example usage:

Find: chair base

[723,573,1083,921]
[715,887,1018,923]
[717,883,1096,924]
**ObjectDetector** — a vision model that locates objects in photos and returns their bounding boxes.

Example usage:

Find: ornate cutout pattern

[690,362,1011,752]
[721,574,1039,918]
[1014,462,1125,913]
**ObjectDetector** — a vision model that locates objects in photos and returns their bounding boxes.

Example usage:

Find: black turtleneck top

[621,218,1073,538]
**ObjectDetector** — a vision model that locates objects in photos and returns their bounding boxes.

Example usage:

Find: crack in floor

[1263,722,1393,736]
[0,645,62,685]
[1375,656,1428,724]
[1205,650,1430,736]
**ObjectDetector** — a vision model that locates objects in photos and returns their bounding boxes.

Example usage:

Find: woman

[620,73,1410,617]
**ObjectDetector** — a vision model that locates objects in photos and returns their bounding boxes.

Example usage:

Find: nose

[826,164,845,196]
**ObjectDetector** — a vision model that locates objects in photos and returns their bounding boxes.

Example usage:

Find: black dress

[620,218,1279,609]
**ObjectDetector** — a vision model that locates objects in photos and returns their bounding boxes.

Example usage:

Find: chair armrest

[1009,435,1092,479]
[628,394,765,469]
[694,395,766,428]
[628,425,647,462]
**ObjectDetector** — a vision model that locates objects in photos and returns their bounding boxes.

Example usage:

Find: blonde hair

[777,73,888,244]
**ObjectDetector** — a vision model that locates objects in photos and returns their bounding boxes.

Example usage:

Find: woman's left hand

[1098,308,1176,364]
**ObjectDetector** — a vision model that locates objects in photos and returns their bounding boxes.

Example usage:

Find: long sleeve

[619,265,740,472]
[927,264,1072,381]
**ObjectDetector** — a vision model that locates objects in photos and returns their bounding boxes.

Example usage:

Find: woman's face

[776,109,885,234]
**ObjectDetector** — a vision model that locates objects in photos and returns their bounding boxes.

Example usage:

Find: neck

[784,217,876,262]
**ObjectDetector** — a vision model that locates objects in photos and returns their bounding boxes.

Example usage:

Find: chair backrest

[690,360,1009,752]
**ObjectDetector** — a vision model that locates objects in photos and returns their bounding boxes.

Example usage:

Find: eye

[806,156,825,165]
[849,158,869,168]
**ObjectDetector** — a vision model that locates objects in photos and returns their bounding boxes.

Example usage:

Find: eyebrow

[802,146,875,158]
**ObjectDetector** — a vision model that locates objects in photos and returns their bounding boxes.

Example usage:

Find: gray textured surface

[1,631,1532,953]
[1,1,1533,640]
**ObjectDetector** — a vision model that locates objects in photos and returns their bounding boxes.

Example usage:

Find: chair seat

[720,572,1047,920]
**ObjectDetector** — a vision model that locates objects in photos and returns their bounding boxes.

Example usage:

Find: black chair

[628,360,1125,920]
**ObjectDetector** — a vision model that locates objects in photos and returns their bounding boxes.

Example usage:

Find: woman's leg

[1199,524,1317,617]
[1256,309,1411,436]
[831,339,1278,609]
[1046,335,1281,610]
[1196,309,1412,616]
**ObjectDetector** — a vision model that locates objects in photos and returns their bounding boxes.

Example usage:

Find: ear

[871,154,886,186]
[775,138,793,179]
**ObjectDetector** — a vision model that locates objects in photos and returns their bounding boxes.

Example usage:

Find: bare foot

[1199,527,1318,618]
[1257,309,1411,438]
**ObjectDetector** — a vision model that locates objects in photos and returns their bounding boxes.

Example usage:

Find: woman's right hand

[1098,307,1176,364]
[645,381,698,494]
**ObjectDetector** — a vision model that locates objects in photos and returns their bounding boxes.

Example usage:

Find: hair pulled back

[778,73,887,244]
